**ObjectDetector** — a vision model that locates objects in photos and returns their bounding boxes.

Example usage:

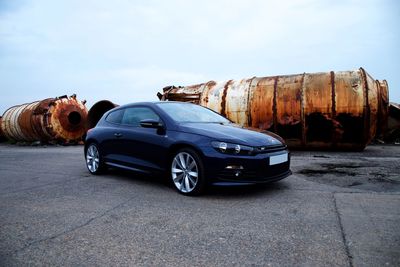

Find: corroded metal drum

[159,68,389,150]
[87,100,118,129]
[0,116,5,142]
[1,95,88,143]
[385,102,400,142]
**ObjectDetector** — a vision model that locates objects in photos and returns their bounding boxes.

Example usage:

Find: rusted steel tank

[384,102,400,142]
[0,116,5,142]
[87,100,118,129]
[159,68,389,150]
[0,94,88,143]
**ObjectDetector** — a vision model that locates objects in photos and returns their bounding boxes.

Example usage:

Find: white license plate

[269,153,288,165]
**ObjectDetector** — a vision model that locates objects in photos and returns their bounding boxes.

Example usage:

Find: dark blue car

[84,101,291,195]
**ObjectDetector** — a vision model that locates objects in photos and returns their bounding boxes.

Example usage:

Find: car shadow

[94,167,290,198]
[100,168,169,187]
[206,181,289,198]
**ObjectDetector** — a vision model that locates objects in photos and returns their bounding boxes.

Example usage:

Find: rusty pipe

[159,68,389,151]
[375,80,389,137]
[0,116,5,142]
[384,102,400,142]
[0,94,88,143]
[87,100,118,129]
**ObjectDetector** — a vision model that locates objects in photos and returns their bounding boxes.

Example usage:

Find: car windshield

[156,102,230,123]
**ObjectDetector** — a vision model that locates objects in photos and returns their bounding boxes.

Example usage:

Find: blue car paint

[85,102,291,185]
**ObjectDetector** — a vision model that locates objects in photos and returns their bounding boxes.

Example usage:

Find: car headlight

[211,141,253,155]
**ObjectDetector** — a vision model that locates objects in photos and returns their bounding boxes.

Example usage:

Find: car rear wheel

[86,143,105,174]
[171,148,206,195]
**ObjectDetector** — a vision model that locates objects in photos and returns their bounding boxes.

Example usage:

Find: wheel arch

[84,138,100,154]
[167,143,205,164]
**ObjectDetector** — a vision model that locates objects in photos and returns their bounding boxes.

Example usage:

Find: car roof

[115,101,195,109]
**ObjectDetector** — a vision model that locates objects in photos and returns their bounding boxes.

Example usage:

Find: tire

[170,148,206,196]
[85,143,105,174]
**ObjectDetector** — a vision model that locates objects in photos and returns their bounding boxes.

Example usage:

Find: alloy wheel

[86,144,100,173]
[171,152,199,193]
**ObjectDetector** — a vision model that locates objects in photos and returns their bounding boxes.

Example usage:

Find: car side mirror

[140,119,164,129]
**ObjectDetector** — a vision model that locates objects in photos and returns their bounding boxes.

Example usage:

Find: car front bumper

[200,146,291,185]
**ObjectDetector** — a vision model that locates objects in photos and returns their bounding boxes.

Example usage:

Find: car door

[99,108,125,164]
[117,106,169,173]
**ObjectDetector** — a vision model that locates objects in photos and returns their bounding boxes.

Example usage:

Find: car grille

[216,160,290,182]
[252,144,286,154]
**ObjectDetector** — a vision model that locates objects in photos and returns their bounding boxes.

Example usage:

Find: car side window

[105,109,124,124]
[121,107,160,127]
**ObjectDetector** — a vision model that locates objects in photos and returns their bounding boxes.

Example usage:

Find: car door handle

[114,133,123,138]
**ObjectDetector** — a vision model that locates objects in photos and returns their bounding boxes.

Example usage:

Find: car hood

[177,123,283,146]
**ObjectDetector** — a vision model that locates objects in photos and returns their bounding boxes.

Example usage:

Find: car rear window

[105,109,124,124]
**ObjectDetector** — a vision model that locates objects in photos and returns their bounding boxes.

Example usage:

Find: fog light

[234,144,241,154]
[235,171,241,177]
[219,142,227,153]
[225,165,244,170]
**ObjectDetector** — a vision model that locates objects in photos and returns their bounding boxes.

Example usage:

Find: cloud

[0,0,399,113]
[60,66,207,108]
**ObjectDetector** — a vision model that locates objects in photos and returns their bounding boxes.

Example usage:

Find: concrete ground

[0,143,399,266]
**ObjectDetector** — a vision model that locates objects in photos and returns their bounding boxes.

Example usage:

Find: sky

[0,0,399,113]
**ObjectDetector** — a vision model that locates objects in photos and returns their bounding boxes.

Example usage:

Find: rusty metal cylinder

[160,68,389,150]
[0,95,88,143]
[385,102,400,142]
[375,80,389,137]
[0,116,5,142]
[87,100,118,129]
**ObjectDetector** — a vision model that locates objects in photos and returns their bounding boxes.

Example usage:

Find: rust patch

[300,73,306,146]
[330,71,336,118]
[0,117,4,142]
[248,77,274,131]
[359,67,371,145]
[220,80,232,118]
[206,81,217,87]
[246,77,257,127]
[376,80,389,136]
[336,113,364,143]
[306,113,341,142]
[330,71,337,147]
[273,76,278,133]
[200,81,217,105]
[18,104,37,141]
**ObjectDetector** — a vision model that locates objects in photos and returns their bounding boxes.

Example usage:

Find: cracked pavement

[0,144,399,266]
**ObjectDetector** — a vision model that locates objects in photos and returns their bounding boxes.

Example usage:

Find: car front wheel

[85,143,105,174]
[171,148,206,196]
